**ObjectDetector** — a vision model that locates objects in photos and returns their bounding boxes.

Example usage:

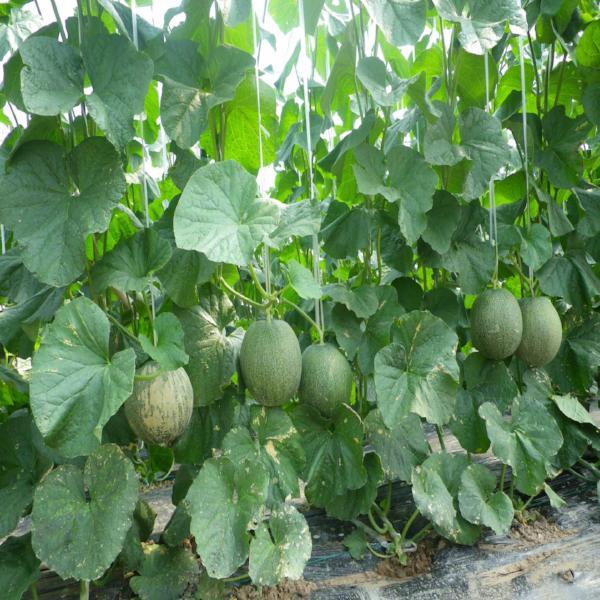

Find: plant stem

[50,0,68,41]
[400,508,420,541]
[366,541,390,559]
[411,522,433,543]
[30,584,39,600]
[499,463,507,492]
[247,263,269,298]
[519,493,536,514]
[223,572,250,583]
[281,297,324,343]
[544,41,555,114]
[135,369,165,382]
[220,277,271,309]
[578,458,600,479]
[368,506,387,534]
[79,580,89,600]
[553,50,567,109]
[106,312,138,342]
[435,425,446,452]
[527,32,543,115]
[351,518,388,543]
[566,467,595,483]
[383,480,393,516]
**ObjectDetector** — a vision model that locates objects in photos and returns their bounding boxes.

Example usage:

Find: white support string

[1,225,5,254]
[252,0,271,298]
[132,0,157,340]
[518,35,534,294]
[298,0,323,334]
[484,50,498,284]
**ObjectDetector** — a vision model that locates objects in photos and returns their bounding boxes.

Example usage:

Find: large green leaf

[161,80,209,149]
[82,31,154,148]
[422,191,461,254]
[31,444,138,581]
[287,260,322,299]
[0,414,52,538]
[388,145,438,244]
[375,311,459,427]
[139,313,189,372]
[364,409,429,482]
[412,453,480,544]
[292,404,367,507]
[223,406,305,504]
[174,160,279,265]
[0,534,40,600]
[249,504,311,586]
[520,223,552,271]
[479,398,563,495]
[31,297,136,457]
[324,284,380,320]
[0,138,126,286]
[20,37,83,115]
[458,464,513,534]
[186,456,269,579]
[130,545,199,600]
[92,228,172,293]
[360,0,427,46]
[174,286,241,406]
[576,20,600,68]
[449,389,490,454]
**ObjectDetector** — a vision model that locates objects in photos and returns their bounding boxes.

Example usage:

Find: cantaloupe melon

[239,319,302,406]
[470,288,523,360]
[517,297,562,367]
[124,362,193,446]
[299,343,353,417]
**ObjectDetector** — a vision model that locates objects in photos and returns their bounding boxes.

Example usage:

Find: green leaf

[425,106,510,200]
[352,144,399,202]
[174,287,240,406]
[292,404,366,507]
[364,409,429,482]
[538,251,600,313]
[31,444,138,581]
[216,0,251,27]
[223,406,305,504]
[31,297,136,457]
[121,499,157,570]
[186,457,268,578]
[321,37,356,118]
[249,504,311,586]
[207,46,255,105]
[458,464,513,534]
[343,528,368,560]
[0,534,40,600]
[576,20,600,68]
[454,49,497,108]
[356,56,417,107]
[551,394,596,425]
[287,260,322,299]
[544,483,566,509]
[412,453,481,544]
[92,228,172,293]
[375,311,459,427]
[0,138,126,286]
[574,187,600,238]
[520,223,552,271]
[324,284,379,320]
[174,160,279,265]
[321,203,370,259]
[82,32,154,148]
[449,389,490,454]
[139,313,189,371]
[422,191,461,254]
[20,37,83,115]
[324,453,383,520]
[479,398,563,495]
[0,415,52,538]
[130,545,199,600]
[583,84,600,126]
[388,145,438,244]
[268,201,321,248]
[360,0,427,46]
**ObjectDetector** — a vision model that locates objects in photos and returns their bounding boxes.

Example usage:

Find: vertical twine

[298,0,323,333]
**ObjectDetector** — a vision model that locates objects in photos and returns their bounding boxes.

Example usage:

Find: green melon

[299,343,353,417]
[470,288,523,360]
[516,297,562,367]
[124,362,193,446]
[239,319,302,407]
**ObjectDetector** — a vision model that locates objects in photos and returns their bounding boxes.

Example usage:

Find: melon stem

[281,297,324,343]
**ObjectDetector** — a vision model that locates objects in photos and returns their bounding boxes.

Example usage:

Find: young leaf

[129,544,199,600]
[174,160,280,265]
[186,456,269,579]
[31,444,138,581]
[287,259,322,299]
[292,404,367,507]
[343,528,368,560]
[374,311,459,427]
[31,297,136,457]
[249,504,312,586]
[544,483,566,509]
[458,464,514,534]
[0,138,126,286]
[0,534,40,600]
[139,313,189,371]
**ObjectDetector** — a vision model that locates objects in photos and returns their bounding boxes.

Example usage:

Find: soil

[231,578,318,600]
[509,512,572,546]
[375,540,440,579]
